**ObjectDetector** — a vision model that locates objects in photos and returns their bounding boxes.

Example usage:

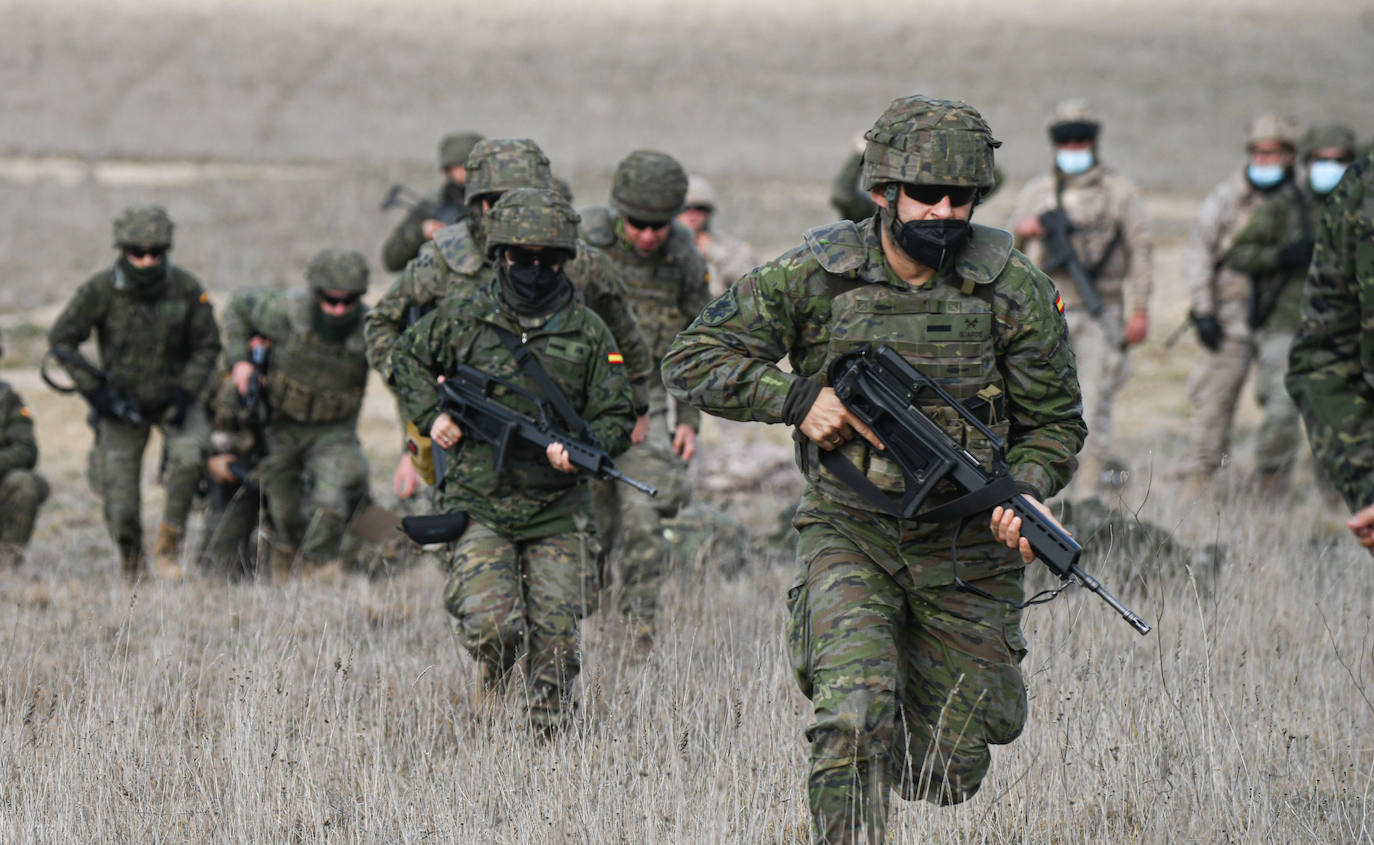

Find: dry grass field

[2,0,1373,841]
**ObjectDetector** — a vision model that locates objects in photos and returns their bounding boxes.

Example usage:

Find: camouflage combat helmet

[861,95,1001,190]
[611,150,689,224]
[1047,98,1101,142]
[306,248,369,294]
[1247,113,1301,150]
[465,138,553,206]
[113,205,173,248]
[485,187,581,256]
[550,175,575,204]
[1301,124,1357,160]
[439,131,485,169]
[684,174,718,211]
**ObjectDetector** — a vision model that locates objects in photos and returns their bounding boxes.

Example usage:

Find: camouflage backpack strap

[803,220,867,275]
[433,222,485,275]
[578,206,617,249]
[952,224,1013,288]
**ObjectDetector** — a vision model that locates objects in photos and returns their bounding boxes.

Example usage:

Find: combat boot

[269,545,297,585]
[151,524,184,582]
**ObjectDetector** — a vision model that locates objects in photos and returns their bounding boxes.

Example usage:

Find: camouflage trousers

[259,420,369,562]
[1184,299,1254,475]
[787,522,1028,845]
[445,520,598,730]
[1065,303,1129,462]
[1251,329,1302,481]
[0,469,49,546]
[90,405,209,554]
[592,386,692,627]
[198,480,268,578]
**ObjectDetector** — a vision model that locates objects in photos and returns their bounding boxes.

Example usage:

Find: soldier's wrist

[782,377,824,428]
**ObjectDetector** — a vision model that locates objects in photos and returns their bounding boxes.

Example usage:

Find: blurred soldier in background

[1181,113,1312,496]
[365,138,653,507]
[1009,99,1153,489]
[380,131,485,273]
[1287,151,1374,555]
[663,95,1083,843]
[580,149,711,650]
[223,249,373,579]
[49,206,220,582]
[1302,124,1358,199]
[0,328,49,569]
[678,173,760,296]
[391,188,636,734]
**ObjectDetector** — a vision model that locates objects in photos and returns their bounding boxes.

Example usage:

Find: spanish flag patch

[19,407,31,418]
[1054,293,1065,314]
[607,352,624,364]
[199,292,209,304]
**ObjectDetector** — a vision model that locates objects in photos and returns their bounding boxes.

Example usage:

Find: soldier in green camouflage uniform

[49,206,220,581]
[223,250,373,578]
[0,329,49,568]
[663,95,1085,844]
[581,149,711,646]
[1287,150,1374,554]
[391,188,636,732]
[381,131,484,273]
[365,138,653,503]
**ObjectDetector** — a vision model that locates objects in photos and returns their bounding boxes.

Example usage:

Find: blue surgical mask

[1308,160,1348,195]
[1246,163,1286,189]
[1056,148,1095,175]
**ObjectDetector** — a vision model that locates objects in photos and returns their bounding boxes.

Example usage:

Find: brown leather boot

[269,545,297,584]
[151,524,184,582]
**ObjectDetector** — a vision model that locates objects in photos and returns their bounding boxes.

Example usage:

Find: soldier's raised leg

[445,521,527,691]
[521,531,587,734]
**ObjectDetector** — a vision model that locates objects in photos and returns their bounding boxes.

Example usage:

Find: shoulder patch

[434,223,485,275]
[578,206,617,249]
[803,220,867,275]
[699,288,738,327]
[953,224,1014,285]
[607,351,624,365]
[19,406,31,418]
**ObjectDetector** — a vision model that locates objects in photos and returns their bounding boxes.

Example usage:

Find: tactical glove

[1277,239,1315,269]
[91,383,145,426]
[1189,310,1224,352]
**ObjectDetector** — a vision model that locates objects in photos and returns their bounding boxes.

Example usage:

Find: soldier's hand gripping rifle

[227,343,271,484]
[41,347,144,427]
[825,344,1151,635]
[1038,207,1105,317]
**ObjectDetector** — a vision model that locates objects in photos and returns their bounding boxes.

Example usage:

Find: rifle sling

[818,445,1018,523]
[1054,179,1121,290]
[490,325,598,444]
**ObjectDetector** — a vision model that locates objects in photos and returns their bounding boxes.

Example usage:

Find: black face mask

[117,256,169,300]
[497,261,572,316]
[890,217,971,273]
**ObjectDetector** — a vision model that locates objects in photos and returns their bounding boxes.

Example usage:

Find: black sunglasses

[624,215,671,231]
[901,183,979,207]
[504,246,564,268]
[124,246,167,260]
[316,291,361,307]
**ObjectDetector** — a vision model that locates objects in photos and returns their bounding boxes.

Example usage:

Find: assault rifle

[379,184,465,226]
[41,348,144,427]
[1037,207,1105,317]
[826,344,1151,636]
[436,364,657,498]
[228,343,272,483]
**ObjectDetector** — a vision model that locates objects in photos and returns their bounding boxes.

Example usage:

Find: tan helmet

[438,132,484,169]
[464,138,554,206]
[611,150,689,223]
[684,174,718,211]
[113,206,173,248]
[1047,98,1101,142]
[485,187,581,256]
[1246,113,1301,150]
[861,94,1000,190]
[306,248,369,294]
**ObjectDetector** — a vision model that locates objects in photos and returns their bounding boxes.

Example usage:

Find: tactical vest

[433,220,487,293]
[798,221,1014,516]
[264,290,369,424]
[99,265,207,410]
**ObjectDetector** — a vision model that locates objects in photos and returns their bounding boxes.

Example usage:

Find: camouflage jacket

[1222,177,1317,332]
[662,217,1084,558]
[49,264,221,414]
[580,207,712,429]
[1285,152,1374,511]
[702,230,761,297]
[0,382,38,479]
[223,288,370,426]
[365,219,653,413]
[391,278,636,539]
[1008,164,1154,314]
[380,184,469,273]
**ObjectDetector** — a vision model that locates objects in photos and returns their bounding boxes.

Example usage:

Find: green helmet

[113,206,173,248]
[1047,98,1101,143]
[439,131,484,169]
[1301,124,1357,160]
[306,248,369,294]
[465,138,553,206]
[485,187,581,257]
[1246,113,1301,150]
[861,94,1001,191]
[550,175,575,204]
[610,149,688,223]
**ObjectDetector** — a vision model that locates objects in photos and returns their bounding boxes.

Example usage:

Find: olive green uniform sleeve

[568,245,654,414]
[381,203,433,274]
[390,305,452,436]
[672,245,714,431]
[178,278,222,396]
[0,387,38,477]
[47,274,109,396]
[221,289,270,366]
[1286,155,1374,511]
[580,317,637,458]
[364,243,449,385]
